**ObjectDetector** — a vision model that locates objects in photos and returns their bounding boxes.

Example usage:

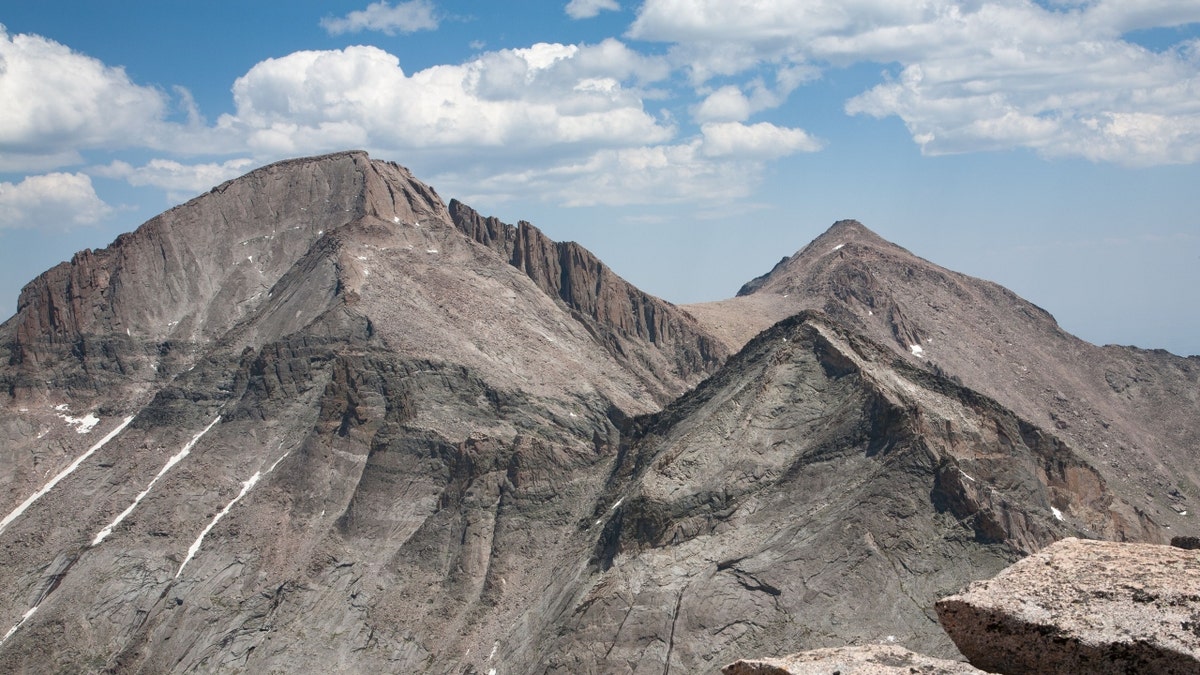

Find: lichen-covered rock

[722,645,984,674]
[936,537,1200,674]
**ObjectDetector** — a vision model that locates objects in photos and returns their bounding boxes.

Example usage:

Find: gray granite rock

[937,537,1200,674]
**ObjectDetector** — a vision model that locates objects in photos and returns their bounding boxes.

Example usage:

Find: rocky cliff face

[686,219,1199,541]
[0,157,1194,673]
[448,199,726,404]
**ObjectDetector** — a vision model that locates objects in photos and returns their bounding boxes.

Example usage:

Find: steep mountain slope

[685,220,1200,536]
[528,311,1158,671]
[0,156,1191,673]
[0,151,725,673]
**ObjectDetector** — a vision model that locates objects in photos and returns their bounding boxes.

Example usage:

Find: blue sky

[2,0,1199,355]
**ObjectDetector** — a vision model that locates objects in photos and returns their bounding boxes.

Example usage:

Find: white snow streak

[958,469,976,483]
[0,606,38,647]
[832,244,845,251]
[1051,506,1064,521]
[92,416,220,546]
[176,450,289,578]
[0,415,135,537]
[909,344,924,356]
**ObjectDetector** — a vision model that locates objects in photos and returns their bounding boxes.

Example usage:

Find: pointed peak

[815,219,888,246]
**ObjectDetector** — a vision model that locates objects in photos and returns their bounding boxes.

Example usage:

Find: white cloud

[320,0,439,35]
[0,26,169,168]
[217,41,673,160]
[841,4,1200,164]
[694,86,753,122]
[455,140,751,207]
[0,173,113,230]
[692,70,813,122]
[566,0,621,19]
[700,121,822,158]
[449,121,819,207]
[630,0,1200,166]
[94,158,257,201]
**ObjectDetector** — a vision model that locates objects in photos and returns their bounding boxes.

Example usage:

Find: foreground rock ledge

[722,645,984,674]
[936,537,1200,674]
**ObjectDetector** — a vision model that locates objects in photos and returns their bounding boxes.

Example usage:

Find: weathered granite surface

[723,645,984,674]
[937,537,1200,674]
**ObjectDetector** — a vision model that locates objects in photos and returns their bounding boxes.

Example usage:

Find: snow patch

[909,344,924,356]
[610,498,623,511]
[832,244,845,251]
[1051,506,1064,521]
[958,469,976,483]
[0,415,135,537]
[356,256,368,261]
[92,416,220,546]
[177,449,290,578]
[58,405,101,432]
[0,605,39,646]
[426,249,438,254]
[392,216,400,223]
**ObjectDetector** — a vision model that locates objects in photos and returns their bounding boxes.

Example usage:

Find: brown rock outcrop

[722,645,984,674]
[448,198,727,401]
[936,537,1200,674]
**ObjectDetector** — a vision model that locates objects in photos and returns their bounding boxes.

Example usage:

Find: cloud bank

[1,1,1198,215]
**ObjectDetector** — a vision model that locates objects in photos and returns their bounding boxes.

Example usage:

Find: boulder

[722,645,984,674]
[936,537,1200,674]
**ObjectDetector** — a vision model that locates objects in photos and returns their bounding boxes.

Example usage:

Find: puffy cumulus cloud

[700,121,822,158]
[0,26,170,169]
[694,86,753,122]
[94,158,257,201]
[692,69,814,122]
[320,0,438,36]
[0,173,113,230]
[447,121,819,207]
[630,0,1200,165]
[217,41,673,160]
[566,0,621,19]
[842,4,1200,164]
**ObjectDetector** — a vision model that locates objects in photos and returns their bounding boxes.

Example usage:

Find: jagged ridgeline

[0,151,1196,673]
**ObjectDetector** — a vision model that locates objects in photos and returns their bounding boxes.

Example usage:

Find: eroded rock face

[936,537,1200,674]
[0,161,1194,674]
[448,199,727,404]
[722,645,984,675]
[686,219,1200,541]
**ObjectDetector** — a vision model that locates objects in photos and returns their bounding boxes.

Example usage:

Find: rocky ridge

[685,219,1199,540]
[0,152,1194,673]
